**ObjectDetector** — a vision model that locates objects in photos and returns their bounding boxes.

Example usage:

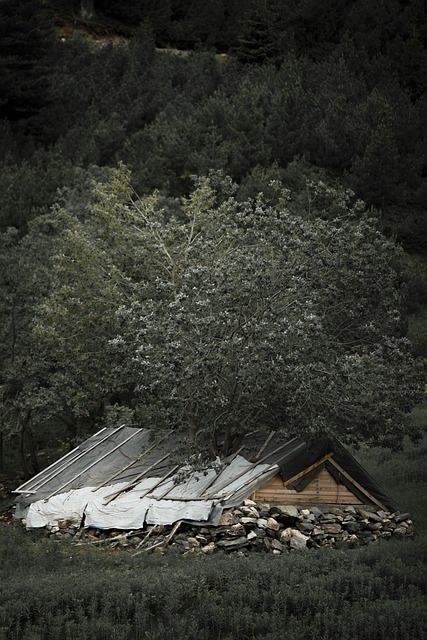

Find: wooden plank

[140,465,180,500]
[327,458,387,510]
[103,452,172,504]
[252,467,363,505]
[252,431,276,461]
[282,452,334,488]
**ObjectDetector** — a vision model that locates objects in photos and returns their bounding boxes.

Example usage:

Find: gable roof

[13,426,398,529]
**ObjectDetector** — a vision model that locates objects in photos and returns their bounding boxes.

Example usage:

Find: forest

[0,0,426,482]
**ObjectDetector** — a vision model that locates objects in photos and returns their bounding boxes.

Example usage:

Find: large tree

[33,165,421,456]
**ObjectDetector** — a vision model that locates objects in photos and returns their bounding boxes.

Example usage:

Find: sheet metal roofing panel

[14,427,179,506]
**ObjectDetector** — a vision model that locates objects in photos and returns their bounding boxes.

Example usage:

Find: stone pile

[45,501,414,554]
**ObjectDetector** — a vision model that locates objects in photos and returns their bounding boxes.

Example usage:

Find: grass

[1,404,426,640]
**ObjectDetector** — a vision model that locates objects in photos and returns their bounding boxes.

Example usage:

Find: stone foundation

[43,500,414,555]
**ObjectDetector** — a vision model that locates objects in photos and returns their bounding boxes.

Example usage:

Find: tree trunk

[0,431,3,475]
[81,0,95,20]
[19,409,39,478]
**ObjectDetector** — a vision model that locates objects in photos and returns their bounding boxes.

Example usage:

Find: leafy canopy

[34,165,421,453]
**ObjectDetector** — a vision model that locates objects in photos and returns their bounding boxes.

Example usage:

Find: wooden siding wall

[251,468,364,505]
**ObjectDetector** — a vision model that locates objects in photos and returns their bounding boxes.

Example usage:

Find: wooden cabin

[14,427,397,530]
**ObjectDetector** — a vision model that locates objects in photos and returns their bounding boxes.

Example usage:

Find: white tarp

[21,483,128,528]
[18,455,276,529]
[20,479,215,529]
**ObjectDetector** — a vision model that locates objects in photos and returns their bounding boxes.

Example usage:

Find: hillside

[0,0,426,482]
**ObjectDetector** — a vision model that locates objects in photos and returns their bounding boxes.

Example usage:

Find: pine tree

[0,0,55,122]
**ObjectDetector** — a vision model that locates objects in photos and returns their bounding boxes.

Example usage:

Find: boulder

[289,530,308,550]
[275,505,299,519]
[279,527,293,543]
[217,537,248,550]
[266,517,281,532]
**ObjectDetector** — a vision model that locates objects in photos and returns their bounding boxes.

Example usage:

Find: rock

[217,537,248,550]
[356,508,370,520]
[220,523,246,538]
[310,506,324,518]
[311,526,324,536]
[220,510,236,526]
[322,523,342,535]
[344,506,357,515]
[270,539,284,552]
[280,527,293,543]
[257,518,268,529]
[367,511,383,522]
[392,526,408,538]
[247,530,257,541]
[321,513,338,522]
[244,499,257,507]
[289,530,308,550]
[380,530,392,539]
[275,505,299,519]
[57,519,71,529]
[296,521,315,533]
[344,521,361,534]
[201,542,216,554]
[240,506,259,518]
[187,537,201,549]
[266,517,281,531]
[394,512,412,523]
[240,517,258,526]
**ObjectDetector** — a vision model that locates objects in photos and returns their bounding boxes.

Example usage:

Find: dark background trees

[0,0,426,477]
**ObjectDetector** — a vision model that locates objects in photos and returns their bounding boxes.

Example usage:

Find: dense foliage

[0,0,426,474]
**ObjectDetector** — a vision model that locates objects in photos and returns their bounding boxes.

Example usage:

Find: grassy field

[1,405,426,640]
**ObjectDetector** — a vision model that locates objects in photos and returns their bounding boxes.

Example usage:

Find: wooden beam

[14,426,109,494]
[103,452,172,504]
[43,426,139,501]
[92,429,175,491]
[327,458,387,511]
[252,431,276,461]
[282,452,335,488]
[139,465,180,500]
